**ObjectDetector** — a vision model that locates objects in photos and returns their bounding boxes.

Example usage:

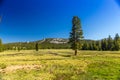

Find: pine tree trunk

[75,49,77,56]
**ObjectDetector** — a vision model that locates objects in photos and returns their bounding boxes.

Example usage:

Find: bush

[0,63,6,69]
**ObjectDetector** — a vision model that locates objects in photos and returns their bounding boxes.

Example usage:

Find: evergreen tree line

[4,42,70,51]
[2,33,120,51]
[82,33,120,51]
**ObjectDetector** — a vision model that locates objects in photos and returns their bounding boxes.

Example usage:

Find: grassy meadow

[0,49,119,80]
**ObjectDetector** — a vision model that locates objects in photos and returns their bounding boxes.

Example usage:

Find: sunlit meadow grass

[0,49,120,80]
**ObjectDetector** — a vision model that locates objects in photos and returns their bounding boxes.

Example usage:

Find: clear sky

[0,0,120,43]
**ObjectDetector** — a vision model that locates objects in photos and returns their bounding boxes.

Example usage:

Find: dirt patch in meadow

[0,65,42,73]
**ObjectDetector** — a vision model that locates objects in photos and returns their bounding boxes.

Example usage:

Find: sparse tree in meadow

[69,16,84,55]
[0,39,2,45]
[35,42,39,51]
[0,39,2,51]
[17,43,21,52]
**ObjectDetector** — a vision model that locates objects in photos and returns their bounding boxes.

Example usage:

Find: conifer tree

[107,35,114,50]
[92,41,97,50]
[101,38,108,51]
[82,41,89,50]
[35,42,39,51]
[69,16,84,55]
[0,39,2,51]
[114,33,120,50]
[98,41,102,51]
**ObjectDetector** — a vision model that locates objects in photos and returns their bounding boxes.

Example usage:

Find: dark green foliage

[0,39,3,52]
[4,39,70,50]
[82,41,89,50]
[101,38,108,50]
[35,43,39,51]
[107,35,114,50]
[69,16,84,55]
[113,33,120,51]
[4,42,36,50]
[18,47,21,52]
[82,34,120,51]
[96,41,101,51]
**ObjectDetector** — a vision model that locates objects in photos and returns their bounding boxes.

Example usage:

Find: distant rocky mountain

[36,38,69,44]
[4,38,95,50]
[5,38,94,44]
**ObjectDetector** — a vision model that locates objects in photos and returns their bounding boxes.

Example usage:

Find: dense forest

[82,34,120,51]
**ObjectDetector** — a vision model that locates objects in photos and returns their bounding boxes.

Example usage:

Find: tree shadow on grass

[16,58,66,61]
[48,51,72,57]
[0,53,25,57]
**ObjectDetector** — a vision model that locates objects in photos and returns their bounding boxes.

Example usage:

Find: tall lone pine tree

[69,16,84,55]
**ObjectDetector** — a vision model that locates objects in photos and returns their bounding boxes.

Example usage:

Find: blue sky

[0,0,120,43]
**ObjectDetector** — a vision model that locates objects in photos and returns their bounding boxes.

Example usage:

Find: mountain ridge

[5,38,94,44]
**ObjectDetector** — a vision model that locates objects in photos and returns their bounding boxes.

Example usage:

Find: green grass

[0,49,120,80]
